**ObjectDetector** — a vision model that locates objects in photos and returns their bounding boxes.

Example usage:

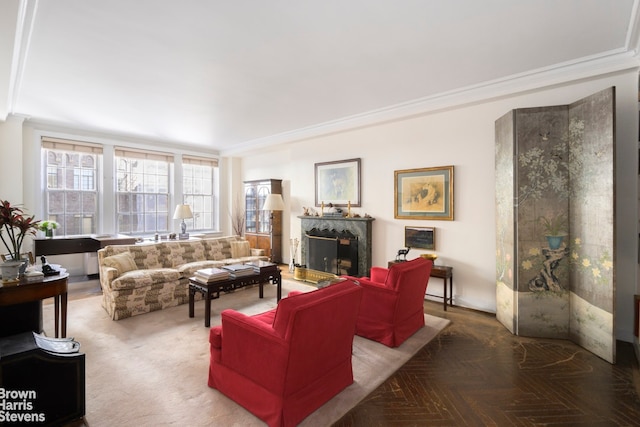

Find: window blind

[41,136,103,154]
[182,155,218,167]
[114,147,174,162]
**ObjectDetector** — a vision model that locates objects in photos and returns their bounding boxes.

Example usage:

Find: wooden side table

[429,265,453,311]
[0,271,69,337]
[388,261,453,311]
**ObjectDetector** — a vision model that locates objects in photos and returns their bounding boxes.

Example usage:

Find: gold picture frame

[394,165,454,220]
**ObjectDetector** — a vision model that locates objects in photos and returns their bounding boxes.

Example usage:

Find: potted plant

[0,200,40,283]
[39,220,60,238]
[538,212,568,249]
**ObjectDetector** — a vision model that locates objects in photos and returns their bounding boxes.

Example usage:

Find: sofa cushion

[128,246,163,269]
[111,268,181,290]
[162,241,206,267]
[230,240,250,258]
[102,252,137,275]
[203,239,225,260]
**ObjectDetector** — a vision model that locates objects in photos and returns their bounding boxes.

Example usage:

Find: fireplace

[299,216,375,277]
[306,229,358,276]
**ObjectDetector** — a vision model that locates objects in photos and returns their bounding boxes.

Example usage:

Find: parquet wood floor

[334,300,640,427]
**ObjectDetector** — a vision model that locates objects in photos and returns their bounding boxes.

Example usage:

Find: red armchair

[208,279,363,427]
[346,257,432,347]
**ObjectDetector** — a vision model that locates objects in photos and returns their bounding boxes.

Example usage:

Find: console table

[388,261,453,311]
[34,234,137,256]
[0,271,69,338]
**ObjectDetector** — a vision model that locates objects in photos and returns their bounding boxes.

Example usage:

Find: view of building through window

[183,162,215,231]
[116,154,170,234]
[42,139,218,237]
[43,142,100,235]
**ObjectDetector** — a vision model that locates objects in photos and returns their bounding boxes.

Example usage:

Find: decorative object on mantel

[322,203,343,218]
[315,158,361,207]
[39,220,60,238]
[0,199,40,284]
[302,206,317,216]
[394,165,454,220]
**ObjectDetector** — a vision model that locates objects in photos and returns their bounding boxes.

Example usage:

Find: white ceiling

[1,0,639,155]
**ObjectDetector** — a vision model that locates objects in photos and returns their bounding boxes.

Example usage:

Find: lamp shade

[173,204,193,220]
[262,194,284,211]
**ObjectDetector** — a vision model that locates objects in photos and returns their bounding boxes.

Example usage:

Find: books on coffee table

[222,264,255,278]
[246,260,278,273]
[194,267,230,283]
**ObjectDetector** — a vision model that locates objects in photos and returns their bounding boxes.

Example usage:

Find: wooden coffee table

[188,263,281,327]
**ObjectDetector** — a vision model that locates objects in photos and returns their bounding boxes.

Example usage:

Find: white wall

[238,69,639,342]
[1,115,24,204]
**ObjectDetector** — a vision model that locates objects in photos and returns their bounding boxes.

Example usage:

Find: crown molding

[222,50,640,157]
[7,0,38,116]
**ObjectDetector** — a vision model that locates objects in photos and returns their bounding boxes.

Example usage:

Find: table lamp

[173,204,193,239]
[261,194,284,262]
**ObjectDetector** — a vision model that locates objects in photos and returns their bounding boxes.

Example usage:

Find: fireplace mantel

[298,215,375,277]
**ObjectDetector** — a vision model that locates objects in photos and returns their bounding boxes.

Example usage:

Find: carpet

[41,280,450,426]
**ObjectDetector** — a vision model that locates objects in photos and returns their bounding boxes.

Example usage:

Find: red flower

[0,200,40,260]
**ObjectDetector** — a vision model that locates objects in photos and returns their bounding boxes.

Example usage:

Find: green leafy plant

[39,220,59,232]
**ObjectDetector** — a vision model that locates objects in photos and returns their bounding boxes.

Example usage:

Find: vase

[546,235,564,250]
[46,229,54,238]
[1,259,23,285]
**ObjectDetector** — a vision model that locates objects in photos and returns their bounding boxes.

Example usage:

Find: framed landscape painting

[405,226,436,250]
[394,165,454,220]
[315,158,361,207]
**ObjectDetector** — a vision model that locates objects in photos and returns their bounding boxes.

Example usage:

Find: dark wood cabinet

[244,179,282,263]
[0,332,85,426]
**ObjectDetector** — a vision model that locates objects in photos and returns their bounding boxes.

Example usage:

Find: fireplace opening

[305,228,358,276]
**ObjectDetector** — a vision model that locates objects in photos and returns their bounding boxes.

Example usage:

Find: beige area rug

[42,280,450,427]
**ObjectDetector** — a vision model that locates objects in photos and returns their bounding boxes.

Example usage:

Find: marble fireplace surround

[298,216,375,277]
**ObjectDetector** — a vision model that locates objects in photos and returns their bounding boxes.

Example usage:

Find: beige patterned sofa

[97,236,268,320]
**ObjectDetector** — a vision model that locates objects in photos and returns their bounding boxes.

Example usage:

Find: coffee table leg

[189,286,195,318]
[205,289,212,328]
[275,271,282,301]
[259,280,264,299]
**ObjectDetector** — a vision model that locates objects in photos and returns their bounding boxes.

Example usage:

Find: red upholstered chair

[208,279,363,427]
[346,257,432,347]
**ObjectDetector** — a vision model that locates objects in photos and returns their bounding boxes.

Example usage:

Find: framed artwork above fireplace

[315,158,361,207]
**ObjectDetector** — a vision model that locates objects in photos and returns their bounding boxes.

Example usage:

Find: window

[40,137,219,237]
[41,138,101,236]
[182,155,218,231]
[115,148,173,235]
